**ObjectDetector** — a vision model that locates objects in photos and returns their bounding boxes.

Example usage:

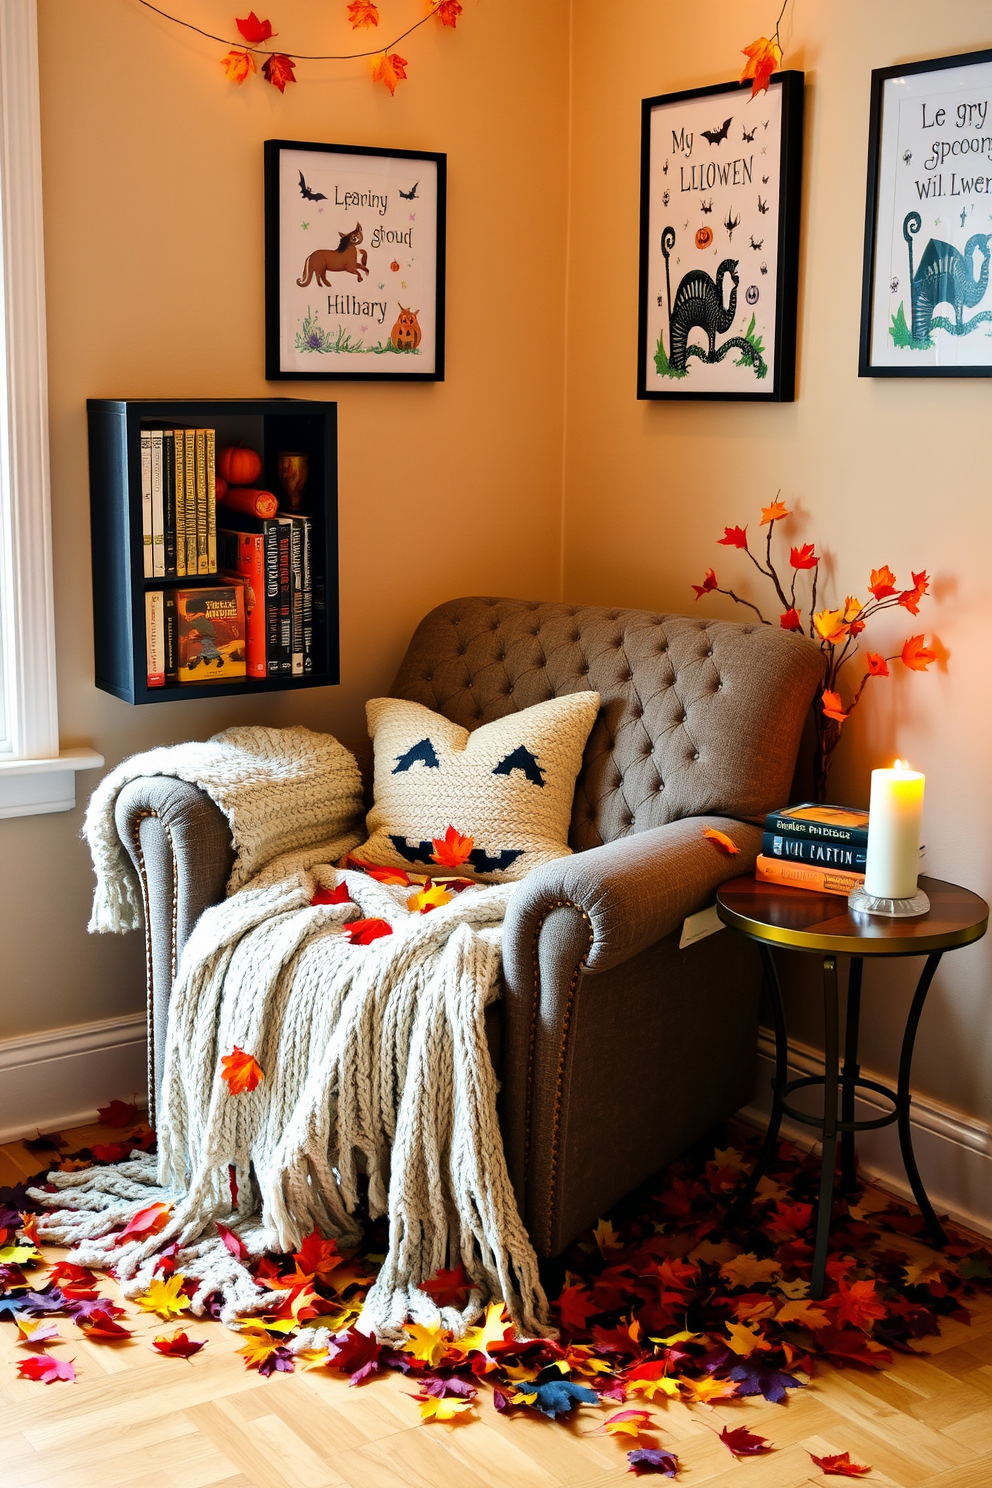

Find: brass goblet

[277,451,308,512]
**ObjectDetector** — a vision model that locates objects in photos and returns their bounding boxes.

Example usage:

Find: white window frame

[0,0,101,813]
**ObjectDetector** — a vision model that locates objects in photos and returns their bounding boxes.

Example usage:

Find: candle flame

[894,758,911,771]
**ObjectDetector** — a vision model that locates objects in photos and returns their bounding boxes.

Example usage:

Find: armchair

[114,597,822,1257]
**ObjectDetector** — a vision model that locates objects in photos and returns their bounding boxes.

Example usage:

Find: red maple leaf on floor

[420,1262,472,1309]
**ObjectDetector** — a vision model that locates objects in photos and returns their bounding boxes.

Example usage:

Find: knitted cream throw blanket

[35,728,549,1343]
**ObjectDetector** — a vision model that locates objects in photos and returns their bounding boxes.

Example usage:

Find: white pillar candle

[864,760,925,900]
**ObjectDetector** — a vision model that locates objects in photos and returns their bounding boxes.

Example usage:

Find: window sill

[0,747,104,818]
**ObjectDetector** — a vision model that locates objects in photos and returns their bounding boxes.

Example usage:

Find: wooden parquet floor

[3,1122,992,1488]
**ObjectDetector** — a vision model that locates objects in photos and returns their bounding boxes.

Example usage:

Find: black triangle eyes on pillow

[391,739,546,788]
[392,739,440,774]
[492,747,545,788]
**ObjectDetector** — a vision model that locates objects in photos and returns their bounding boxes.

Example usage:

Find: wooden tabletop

[716,874,989,956]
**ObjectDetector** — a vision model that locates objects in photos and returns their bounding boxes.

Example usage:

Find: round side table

[716,873,988,1299]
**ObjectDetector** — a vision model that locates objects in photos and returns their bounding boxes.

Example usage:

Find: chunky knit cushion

[361,692,601,881]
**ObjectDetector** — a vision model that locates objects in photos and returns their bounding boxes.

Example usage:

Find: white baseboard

[0,1013,148,1144]
[743,1028,992,1239]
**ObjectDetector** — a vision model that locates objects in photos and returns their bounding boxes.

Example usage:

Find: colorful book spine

[172,431,186,577]
[763,808,870,849]
[195,429,209,575]
[761,832,867,871]
[205,428,217,574]
[218,528,267,678]
[140,432,153,578]
[183,431,197,576]
[145,589,164,687]
[162,431,177,576]
[276,518,292,673]
[300,516,312,673]
[288,517,303,676]
[755,854,864,897]
[164,589,179,684]
[150,431,165,578]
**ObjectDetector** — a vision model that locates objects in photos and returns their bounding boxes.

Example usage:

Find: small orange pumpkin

[218,444,263,486]
[695,226,714,249]
[390,260,400,272]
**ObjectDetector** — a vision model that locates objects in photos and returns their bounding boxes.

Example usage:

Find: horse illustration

[903,210,992,342]
[660,226,765,376]
[296,224,369,287]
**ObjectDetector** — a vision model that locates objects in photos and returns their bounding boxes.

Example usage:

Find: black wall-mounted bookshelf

[88,398,338,704]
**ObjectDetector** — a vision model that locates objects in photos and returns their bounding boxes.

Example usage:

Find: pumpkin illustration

[218,443,263,486]
[390,260,400,272]
[695,226,714,249]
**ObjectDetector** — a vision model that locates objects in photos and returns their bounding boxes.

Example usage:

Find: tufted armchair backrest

[389,597,824,852]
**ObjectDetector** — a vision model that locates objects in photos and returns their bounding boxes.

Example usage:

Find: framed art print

[637,72,804,401]
[860,47,992,377]
[264,140,446,381]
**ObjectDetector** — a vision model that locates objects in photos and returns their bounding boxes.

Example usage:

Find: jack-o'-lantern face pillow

[358,692,600,881]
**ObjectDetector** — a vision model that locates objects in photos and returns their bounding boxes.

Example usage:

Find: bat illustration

[298,171,326,202]
[724,208,741,240]
[903,149,913,165]
[742,125,757,142]
[762,174,770,184]
[701,117,733,146]
[399,182,419,200]
[750,235,763,250]
[663,159,669,174]
[759,262,768,275]
[757,196,769,214]
[700,198,713,214]
[662,190,670,206]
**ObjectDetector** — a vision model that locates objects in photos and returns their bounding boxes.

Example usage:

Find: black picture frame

[264,139,446,382]
[859,47,992,378]
[637,72,804,402]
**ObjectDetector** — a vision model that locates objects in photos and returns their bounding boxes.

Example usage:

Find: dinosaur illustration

[903,210,992,343]
[659,226,766,377]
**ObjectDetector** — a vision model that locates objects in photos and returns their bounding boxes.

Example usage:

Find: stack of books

[217,513,314,680]
[141,427,217,579]
[756,803,870,896]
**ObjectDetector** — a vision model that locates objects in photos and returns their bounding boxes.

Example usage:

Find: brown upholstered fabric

[390,597,824,849]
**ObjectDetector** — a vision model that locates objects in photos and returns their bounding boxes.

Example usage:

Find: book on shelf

[163,590,179,684]
[173,582,247,682]
[764,802,870,848]
[140,431,153,578]
[218,513,289,675]
[755,853,864,897]
[149,430,165,579]
[761,831,867,872]
[218,528,269,678]
[140,424,221,580]
[145,589,165,687]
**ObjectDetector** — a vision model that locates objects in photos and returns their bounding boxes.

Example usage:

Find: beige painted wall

[0,0,570,1040]
[563,1,992,1120]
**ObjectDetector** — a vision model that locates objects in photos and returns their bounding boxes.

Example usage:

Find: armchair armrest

[498,816,762,1246]
[115,778,234,1118]
[504,815,762,979]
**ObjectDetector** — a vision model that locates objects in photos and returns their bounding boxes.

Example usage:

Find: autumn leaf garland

[202,3,463,95]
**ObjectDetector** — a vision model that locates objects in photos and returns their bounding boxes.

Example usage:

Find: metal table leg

[840,957,863,1194]
[726,943,788,1226]
[811,955,840,1300]
[897,951,947,1249]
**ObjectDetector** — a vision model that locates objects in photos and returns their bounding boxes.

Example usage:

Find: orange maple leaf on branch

[221,48,256,84]
[347,0,379,27]
[220,1046,264,1094]
[901,635,936,672]
[740,36,782,97]
[434,0,463,25]
[821,691,849,725]
[371,52,408,93]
